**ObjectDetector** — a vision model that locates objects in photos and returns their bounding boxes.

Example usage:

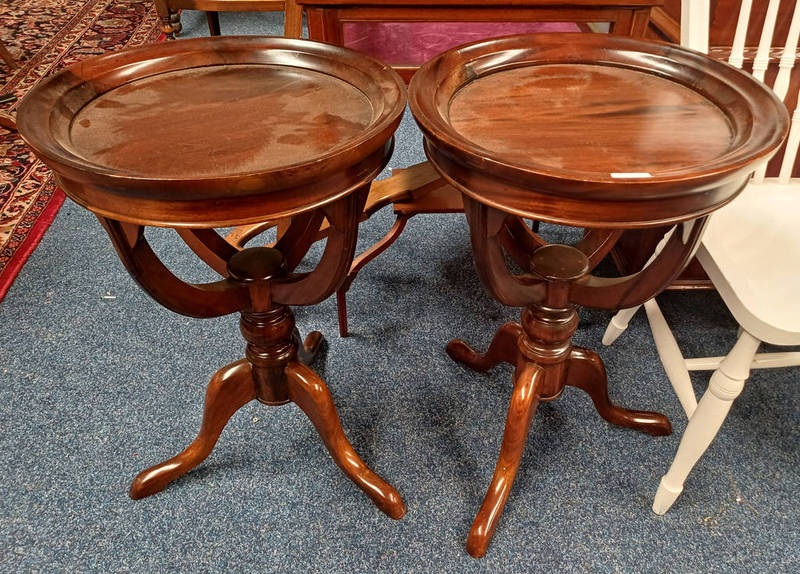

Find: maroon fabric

[343,21,582,65]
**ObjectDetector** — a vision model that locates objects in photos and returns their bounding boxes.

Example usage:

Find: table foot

[566,346,671,436]
[447,322,523,373]
[129,359,256,499]
[467,364,542,558]
[286,361,406,519]
[294,329,323,365]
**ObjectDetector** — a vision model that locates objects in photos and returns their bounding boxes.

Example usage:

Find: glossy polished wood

[17,37,407,519]
[410,33,788,557]
[18,36,405,228]
[72,67,373,177]
[411,33,788,229]
[448,64,732,177]
[130,358,256,499]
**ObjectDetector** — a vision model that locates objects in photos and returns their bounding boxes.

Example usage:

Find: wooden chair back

[684,0,799,183]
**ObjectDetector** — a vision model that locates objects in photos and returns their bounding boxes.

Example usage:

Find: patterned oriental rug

[0,0,162,301]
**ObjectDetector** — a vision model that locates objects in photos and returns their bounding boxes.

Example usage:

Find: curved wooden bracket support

[336,213,410,337]
[499,215,547,269]
[274,209,326,272]
[574,228,625,270]
[498,218,622,275]
[221,211,326,273]
[463,196,546,308]
[225,220,279,250]
[176,228,240,277]
[570,217,708,310]
[99,217,248,318]
[272,185,369,306]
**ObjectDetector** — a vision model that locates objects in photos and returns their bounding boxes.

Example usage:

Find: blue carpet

[0,10,797,573]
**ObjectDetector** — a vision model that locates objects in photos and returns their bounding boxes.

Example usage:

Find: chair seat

[698,180,800,345]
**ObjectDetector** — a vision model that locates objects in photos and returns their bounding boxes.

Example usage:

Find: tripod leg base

[447,322,523,373]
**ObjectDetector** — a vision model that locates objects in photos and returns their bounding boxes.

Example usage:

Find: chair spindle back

[686,0,799,184]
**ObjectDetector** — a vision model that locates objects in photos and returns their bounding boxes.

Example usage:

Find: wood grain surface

[449,63,733,178]
[410,33,789,227]
[70,65,373,177]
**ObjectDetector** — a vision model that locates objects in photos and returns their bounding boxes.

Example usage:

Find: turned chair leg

[653,330,760,514]
[170,10,182,35]
[467,363,543,558]
[155,0,183,40]
[602,228,677,347]
[603,304,642,345]
[643,298,698,417]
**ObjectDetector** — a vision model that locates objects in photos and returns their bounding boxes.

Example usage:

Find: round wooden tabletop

[18,36,406,227]
[409,33,789,228]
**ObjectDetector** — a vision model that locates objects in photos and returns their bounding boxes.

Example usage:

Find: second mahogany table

[409,33,789,557]
[18,36,408,520]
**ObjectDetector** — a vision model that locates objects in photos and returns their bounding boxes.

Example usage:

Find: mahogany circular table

[409,33,789,557]
[17,36,408,519]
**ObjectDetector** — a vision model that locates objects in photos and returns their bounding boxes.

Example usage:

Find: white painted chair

[603,0,800,515]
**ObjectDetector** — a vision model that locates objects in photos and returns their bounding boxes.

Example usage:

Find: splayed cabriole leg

[128,245,404,518]
[129,359,256,499]
[466,363,542,558]
[447,322,522,373]
[566,346,671,435]
[286,362,406,519]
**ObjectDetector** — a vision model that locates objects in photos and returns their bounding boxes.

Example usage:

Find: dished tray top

[19,36,406,185]
[69,64,375,179]
[409,33,789,227]
[17,36,407,227]
[448,63,734,180]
